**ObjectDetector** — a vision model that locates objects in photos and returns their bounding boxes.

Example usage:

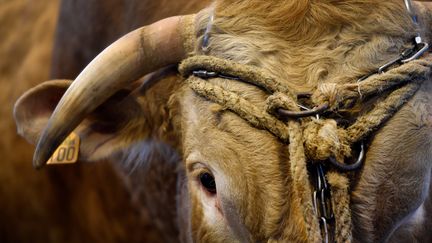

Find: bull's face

[179,80,308,241]
[13,1,432,242]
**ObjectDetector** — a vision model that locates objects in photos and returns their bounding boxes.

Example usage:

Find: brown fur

[10,0,432,242]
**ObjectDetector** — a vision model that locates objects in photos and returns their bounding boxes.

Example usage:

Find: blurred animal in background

[1,0,206,242]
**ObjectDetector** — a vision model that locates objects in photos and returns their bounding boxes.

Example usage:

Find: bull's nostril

[199,172,217,194]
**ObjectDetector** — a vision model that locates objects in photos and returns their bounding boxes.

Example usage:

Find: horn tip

[32,137,55,169]
[33,150,47,169]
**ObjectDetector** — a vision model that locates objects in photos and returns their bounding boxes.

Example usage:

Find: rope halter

[179,0,431,241]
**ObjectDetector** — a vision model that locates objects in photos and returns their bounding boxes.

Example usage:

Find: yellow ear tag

[46,132,80,165]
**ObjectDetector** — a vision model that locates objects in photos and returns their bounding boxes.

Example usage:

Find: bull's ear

[13,79,150,162]
[14,80,72,145]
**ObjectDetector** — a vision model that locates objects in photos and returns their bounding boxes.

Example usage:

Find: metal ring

[319,217,330,243]
[313,191,319,216]
[277,103,329,118]
[378,56,402,74]
[202,13,214,52]
[401,42,429,63]
[404,0,418,24]
[328,142,365,172]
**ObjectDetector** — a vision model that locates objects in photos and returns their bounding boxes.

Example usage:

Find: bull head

[13,1,432,242]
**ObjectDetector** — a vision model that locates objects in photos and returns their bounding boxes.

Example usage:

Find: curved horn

[33,15,196,169]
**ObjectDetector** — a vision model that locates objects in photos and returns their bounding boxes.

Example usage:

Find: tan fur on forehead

[194,0,418,94]
[214,0,414,40]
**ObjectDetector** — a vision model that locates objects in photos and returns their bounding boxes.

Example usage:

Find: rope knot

[266,92,298,115]
[311,83,341,110]
[303,119,351,162]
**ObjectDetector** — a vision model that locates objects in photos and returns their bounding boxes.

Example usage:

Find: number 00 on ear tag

[46,132,80,165]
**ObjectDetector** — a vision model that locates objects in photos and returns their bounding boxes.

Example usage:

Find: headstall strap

[180,0,431,242]
[201,11,214,53]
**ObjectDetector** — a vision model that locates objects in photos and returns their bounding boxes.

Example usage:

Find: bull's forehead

[195,0,417,93]
[182,79,285,177]
[180,80,306,239]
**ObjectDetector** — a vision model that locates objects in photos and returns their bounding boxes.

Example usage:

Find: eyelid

[188,162,213,179]
[185,151,204,172]
[185,152,218,178]
[187,161,205,174]
[190,162,206,171]
[186,152,215,171]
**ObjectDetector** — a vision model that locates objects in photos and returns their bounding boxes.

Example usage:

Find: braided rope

[287,119,323,241]
[312,56,432,110]
[181,56,295,95]
[187,76,291,141]
[346,81,423,143]
[179,54,431,242]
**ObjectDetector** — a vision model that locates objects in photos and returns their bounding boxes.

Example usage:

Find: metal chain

[311,164,335,243]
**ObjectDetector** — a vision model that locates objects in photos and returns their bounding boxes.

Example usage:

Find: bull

[12,0,432,242]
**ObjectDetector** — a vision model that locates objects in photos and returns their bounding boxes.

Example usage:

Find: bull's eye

[199,172,217,194]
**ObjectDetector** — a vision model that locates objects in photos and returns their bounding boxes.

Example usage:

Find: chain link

[312,164,335,243]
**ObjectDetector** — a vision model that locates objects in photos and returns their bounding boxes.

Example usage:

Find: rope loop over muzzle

[179,53,432,242]
[179,54,432,165]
